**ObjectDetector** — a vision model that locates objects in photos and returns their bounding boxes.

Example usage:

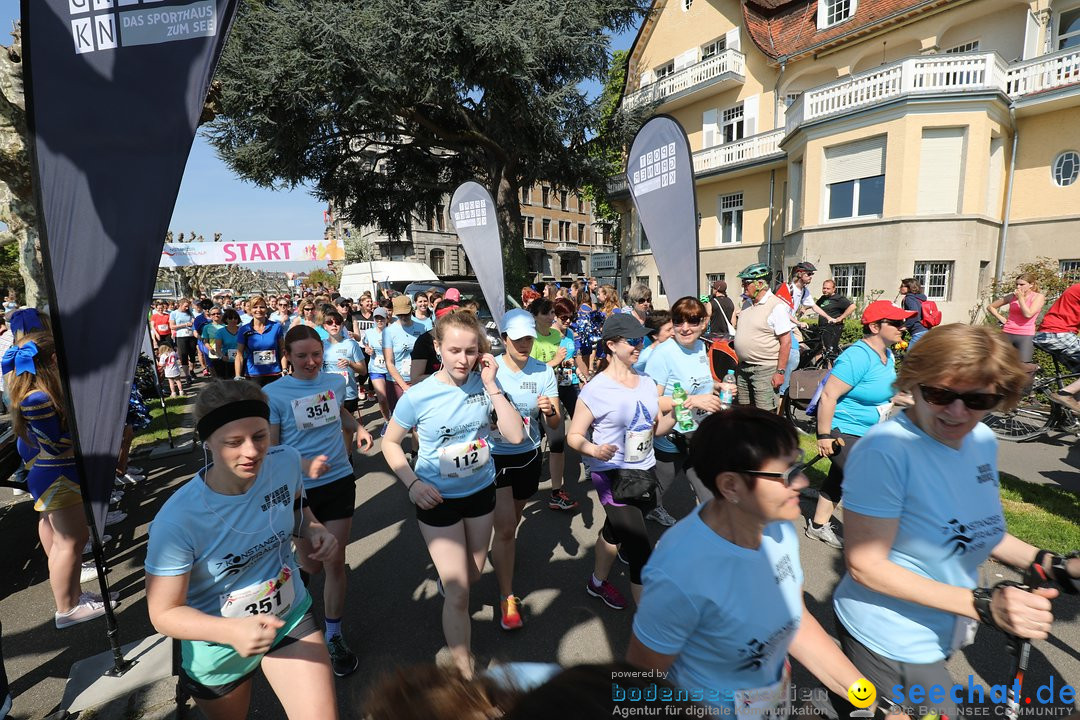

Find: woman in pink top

[986,273,1045,362]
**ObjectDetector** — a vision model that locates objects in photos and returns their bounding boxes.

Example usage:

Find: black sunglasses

[733,463,807,488]
[622,336,645,347]
[918,385,1003,410]
[877,319,905,328]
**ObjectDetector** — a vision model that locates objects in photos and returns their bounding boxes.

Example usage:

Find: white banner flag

[159,238,345,267]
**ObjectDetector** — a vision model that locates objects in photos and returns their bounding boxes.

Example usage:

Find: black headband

[196,399,270,440]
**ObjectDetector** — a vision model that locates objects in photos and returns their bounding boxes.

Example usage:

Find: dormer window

[818,0,855,29]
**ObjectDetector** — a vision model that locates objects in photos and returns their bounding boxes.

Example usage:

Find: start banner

[159,238,345,267]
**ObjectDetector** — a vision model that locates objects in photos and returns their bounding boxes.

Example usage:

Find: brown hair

[597,284,618,314]
[896,324,1027,410]
[670,296,707,324]
[7,332,67,444]
[1016,273,1039,293]
[552,298,576,320]
[434,311,491,355]
[901,278,922,294]
[194,379,268,424]
[283,324,323,353]
[364,664,510,720]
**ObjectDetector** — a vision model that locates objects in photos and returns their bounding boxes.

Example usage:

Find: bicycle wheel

[982,378,1058,442]
[783,390,817,435]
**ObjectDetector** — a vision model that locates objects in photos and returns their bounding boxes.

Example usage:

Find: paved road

[0,398,1077,719]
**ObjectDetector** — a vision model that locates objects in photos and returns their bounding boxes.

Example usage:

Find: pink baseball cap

[444,288,461,301]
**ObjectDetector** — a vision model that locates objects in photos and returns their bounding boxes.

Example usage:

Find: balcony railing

[555,242,579,253]
[624,49,745,110]
[1006,46,1080,96]
[524,238,545,249]
[694,129,785,173]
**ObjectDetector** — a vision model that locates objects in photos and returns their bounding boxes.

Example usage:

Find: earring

[727,495,739,505]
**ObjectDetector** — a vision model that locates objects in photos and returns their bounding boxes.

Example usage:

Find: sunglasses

[877,319,905,328]
[636,298,652,305]
[918,385,1002,410]
[734,463,807,488]
[673,317,704,326]
[324,319,341,326]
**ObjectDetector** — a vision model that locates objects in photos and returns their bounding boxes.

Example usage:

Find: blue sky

[3,5,639,247]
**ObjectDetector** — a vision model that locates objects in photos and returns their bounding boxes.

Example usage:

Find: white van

[338,261,439,300]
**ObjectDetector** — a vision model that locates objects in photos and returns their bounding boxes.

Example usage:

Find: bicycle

[782,324,848,434]
[982,356,1080,442]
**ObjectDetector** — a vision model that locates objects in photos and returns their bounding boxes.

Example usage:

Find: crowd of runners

[2,269,1080,719]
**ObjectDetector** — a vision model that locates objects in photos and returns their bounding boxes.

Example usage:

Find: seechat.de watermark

[887,676,1076,716]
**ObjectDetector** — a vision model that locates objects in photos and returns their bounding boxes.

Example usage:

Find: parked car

[403,281,521,355]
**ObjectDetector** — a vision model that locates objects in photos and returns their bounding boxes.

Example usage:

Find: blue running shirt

[643,338,713,452]
[322,337,365,400]
[491,355,558,455]
[265,373,352,489]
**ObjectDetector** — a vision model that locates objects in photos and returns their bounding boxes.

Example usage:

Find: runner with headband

[489,309,560,631]
[382,311,523,677]
[264,326,374,678]
[145,380,339,719]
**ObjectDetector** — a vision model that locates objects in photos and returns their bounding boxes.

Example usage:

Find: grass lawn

[797,433,1080,551]
[131,395,190,452]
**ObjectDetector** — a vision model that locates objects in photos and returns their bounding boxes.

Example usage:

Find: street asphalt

[0,390,1077,719]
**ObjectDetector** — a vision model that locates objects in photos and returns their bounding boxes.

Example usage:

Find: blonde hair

[1016,273,1039,293]
[247,294,268,309]
[157,344,174,357]
[194,379,268,424]
[598,284,618,314]
[434,311,490,355]
[896,324,1028,410]
[7,332,67,444]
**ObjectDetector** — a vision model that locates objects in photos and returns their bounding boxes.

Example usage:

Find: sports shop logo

[67,0,218,55]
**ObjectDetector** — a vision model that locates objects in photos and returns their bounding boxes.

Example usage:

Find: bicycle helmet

[737,263,771,280]
[793,261,818,273]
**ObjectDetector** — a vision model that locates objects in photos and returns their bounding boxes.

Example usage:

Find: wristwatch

[972,587,995,626]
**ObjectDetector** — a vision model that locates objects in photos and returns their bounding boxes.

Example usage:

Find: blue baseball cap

[502,309,537,340]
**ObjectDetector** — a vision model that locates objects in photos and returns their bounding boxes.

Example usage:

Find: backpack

[919,299,943,327]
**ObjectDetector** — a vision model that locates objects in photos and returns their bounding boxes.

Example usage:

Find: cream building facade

[612,0,1080,318]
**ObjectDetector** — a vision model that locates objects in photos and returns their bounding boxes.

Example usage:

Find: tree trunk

[493,174,527,295]
[18,223,44,307]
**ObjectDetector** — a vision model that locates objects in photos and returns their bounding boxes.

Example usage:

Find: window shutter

[703,109,718,148]
[743,95,758,136]
[641,68,655,86]
[674,48,699,71]
[725,26,741,52]
[824,136,886,184]
[986,137,1005,217]
[916,128,966,215]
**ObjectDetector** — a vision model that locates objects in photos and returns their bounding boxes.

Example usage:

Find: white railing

[1006,47,1080,95]
[625,49,746,109]
[694,129,786,173]
[555,243,579,253]
[789,53,1007,133]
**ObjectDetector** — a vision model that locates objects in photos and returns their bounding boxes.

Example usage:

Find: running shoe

[83,535,112,555]
[80,560,98,584]
[81,590,119,605]
[500,595,523,630]
[327,634,359,677]
[11,488,26,497]
[586,577,626,610]
[55,597,106,629]
[105,510,127,527]
[548,488,579,511]
[1050,391,1080,414]
[805,520,843,549]
[646,506,676,527]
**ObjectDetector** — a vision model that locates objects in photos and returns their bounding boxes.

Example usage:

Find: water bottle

[719,369,735,410]
[672,382,694,432]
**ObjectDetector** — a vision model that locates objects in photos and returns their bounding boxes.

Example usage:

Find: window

[526,216,534,238]
[913,262,953,301]
[917,128,966,215]
[818,0,855,28]
[717,192,743,245]
[542,218,551,241]
[658,277,666,296]
[521,187,531,205]
[636,221,650,251]
[577,195,584,213]
[701,37,726,60]
[1059,7,1080,50]
[825,137,886,220]
[1053,151,1080,187]
[722,105,744,143]
[1061,259,1080,282]
[706,273,726,285]
[558,221,571,243]
[429,249,445,275]
[830,264,866,298]
[636,276,651,293]
[434,204,445,232]
[682,0,692,10]
[655,61,675,80]
[541,187,550,207]
[578,223,587,243]
[560,190,568,211]
[945,40,980,53]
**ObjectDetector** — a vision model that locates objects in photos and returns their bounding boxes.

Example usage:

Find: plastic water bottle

[719,370,735,410]
[672,382,694,432]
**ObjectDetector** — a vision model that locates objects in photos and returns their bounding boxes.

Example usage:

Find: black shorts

[343,398,359,414]
[416,483,496,527]
[177,611,320,700]
[210,359,235,379]
[176,336,197,365]
[493,450,542,500]
[297,474,356,523]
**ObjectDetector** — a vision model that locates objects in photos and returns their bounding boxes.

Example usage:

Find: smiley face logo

[847,678,876,708]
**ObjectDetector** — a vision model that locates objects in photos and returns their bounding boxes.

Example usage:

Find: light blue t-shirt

[632,338,666,374]
[391,372,495,497]
[634,512,803,711]
[322,337,364,400]
[830,340,896,436]
[216,326,239,363]
[145,445,310,617]
[576,372,659,472]
[492,355,558,455]
[364,326,388,373]
[265,373,352,489]
[412,314,434,332]
[556,334,580,386]
[169,309,194,337]
[383,320,426,382]
[834,412,1005,663]
[643,338,713,453]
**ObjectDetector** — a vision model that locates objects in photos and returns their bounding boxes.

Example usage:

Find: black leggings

[543,385,579,454]
[599,496,655,585]
[820,432,861,502]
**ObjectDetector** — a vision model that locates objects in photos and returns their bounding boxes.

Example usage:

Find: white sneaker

[105,510,127,527]
[83,535,112,555]
[80,590,119,606]
[80,560,98,584]
[55,597,106,628]
[126,465,144,475]
[646,506,676,527]
[805,520,844,549]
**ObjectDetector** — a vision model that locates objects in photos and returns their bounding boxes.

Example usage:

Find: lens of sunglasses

[918,385,1002,410]
[624,336,644,347]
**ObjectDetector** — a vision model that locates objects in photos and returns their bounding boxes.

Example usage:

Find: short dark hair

[644,309,671,336]
[690,407,798,496]
[527,298,554,317]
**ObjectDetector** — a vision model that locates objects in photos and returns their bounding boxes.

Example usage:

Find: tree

[0,23,46,306]
[207,0,648,291]
[157,231,289,298]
